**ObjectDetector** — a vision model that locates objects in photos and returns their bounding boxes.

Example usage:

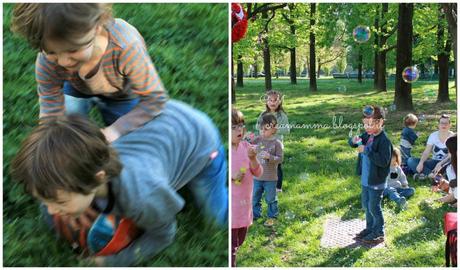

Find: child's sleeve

[365,138,392,168]
[276,112,290,135]
[348,132,366,148]
[35,54,65,119]
[268,140,283,164]
[104,182,184,266]
[110,43,169,136]
[398,166,409,186]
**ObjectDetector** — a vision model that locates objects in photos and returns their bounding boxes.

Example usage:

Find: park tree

[394,3,414,111]
[436,4,452,103]
[441,3,457,93]
[309,3,317,91]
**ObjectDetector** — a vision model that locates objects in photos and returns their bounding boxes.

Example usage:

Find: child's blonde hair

[404,113,418,127]
[392,147,402,166]
[11,3,113,50]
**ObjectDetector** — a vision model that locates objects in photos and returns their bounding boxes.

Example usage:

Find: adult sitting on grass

[436,135,457,207]
[407,114,454,180]
[10,100,228,267]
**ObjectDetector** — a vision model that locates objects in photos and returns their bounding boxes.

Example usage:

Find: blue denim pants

[187,145,228,227]
[361,185,385,236]
[64,82,139,125]
[407,157,440,176]
[253,180,278,219]
[383,187,415,203]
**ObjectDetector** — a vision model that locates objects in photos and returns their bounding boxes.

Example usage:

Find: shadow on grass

[314,246,367,267]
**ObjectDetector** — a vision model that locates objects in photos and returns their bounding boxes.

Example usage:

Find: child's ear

[95,170,107,183]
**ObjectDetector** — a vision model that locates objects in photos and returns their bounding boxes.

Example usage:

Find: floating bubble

[336,86,347,93]
[285,210,296,220]
[353,25,371,43]
[402,66,419,83]
[299,172,309,181]
[389,104,396,112]
[419,114,426,122]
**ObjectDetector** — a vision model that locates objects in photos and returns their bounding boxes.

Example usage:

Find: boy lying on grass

[10,100,228,266]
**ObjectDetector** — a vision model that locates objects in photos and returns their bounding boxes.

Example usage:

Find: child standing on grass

[349,105,392,244]
[400,114,419,170]
[253,114,283,227]
[231,108,263,267]
[11,3,167,142]
[383,148,415,209]
[256,90,289,192]
[10,101,228,266]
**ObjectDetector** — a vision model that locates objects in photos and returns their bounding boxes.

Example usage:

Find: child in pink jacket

[231,108,263,267]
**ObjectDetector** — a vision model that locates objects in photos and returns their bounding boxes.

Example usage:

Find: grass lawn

[3,3,228,267]
[234,77,456,267]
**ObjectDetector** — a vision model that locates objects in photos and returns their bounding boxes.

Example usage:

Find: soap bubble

[285,210,296,220]
[353,25,371,43]
[402,66,419,83]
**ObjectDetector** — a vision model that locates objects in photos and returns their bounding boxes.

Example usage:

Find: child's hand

[357,145,365,153]
[247,145,257,160]
[101,126,120,143]
[260,150,270,159]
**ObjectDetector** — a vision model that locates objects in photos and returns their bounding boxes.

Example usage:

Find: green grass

[3,3,228,267]
[235,77,456,267]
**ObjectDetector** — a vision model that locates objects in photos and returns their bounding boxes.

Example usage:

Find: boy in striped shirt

[12,3,167,142]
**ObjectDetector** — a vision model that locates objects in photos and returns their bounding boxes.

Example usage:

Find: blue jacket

[348,131,393,186]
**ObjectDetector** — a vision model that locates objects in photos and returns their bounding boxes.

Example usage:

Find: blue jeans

[187,145,228,227]
[400,146,412,166]
[253,180,278,219]
[361,185,385,236]
[407,157,440,175]
[383,187,415,203]
[63,81,139,125]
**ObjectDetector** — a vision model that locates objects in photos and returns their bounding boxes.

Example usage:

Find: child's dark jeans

[383,187,415,203]
[361,185,385,236]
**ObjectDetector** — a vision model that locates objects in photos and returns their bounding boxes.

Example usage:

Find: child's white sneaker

[276,188,282,193]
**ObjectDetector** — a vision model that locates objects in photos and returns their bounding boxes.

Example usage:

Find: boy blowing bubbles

[349,106,392,244]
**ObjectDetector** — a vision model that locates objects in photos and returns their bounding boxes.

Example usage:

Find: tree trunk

[317,62,321,79]
[309,3,317,92]
[377,3,389,92]
[394,3,414,111]
[441,3,457,94]
[438,7,451,102]
[358,50,363,83]
[236,54,244,87]
[262,11,272,91]
[289,48,297,84]
[373,5,380,89]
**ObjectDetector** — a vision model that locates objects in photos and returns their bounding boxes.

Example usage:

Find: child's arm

[398,167,409,187]
[36,54,66,119]
[364,138,392,168]
[406,129,418,145]
[108,43,168,139]
[248,145,263,177]
[348,133,366,148]
[103,183,184,266]
[276,112,290,135]
[267,141,283,164]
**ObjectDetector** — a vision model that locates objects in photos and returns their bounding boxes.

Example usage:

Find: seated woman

[407,114,454,180]
[437,135,457,207]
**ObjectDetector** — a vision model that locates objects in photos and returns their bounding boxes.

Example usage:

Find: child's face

[42,26,100,71]
[267,95,280,111]
[362,117,383,135]
[438,118,451,132]
[260,123,277,138]
[41,189,97,217]
[231,123,245,144]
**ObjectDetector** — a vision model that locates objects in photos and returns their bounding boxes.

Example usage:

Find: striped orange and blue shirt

[35,18,168,136]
